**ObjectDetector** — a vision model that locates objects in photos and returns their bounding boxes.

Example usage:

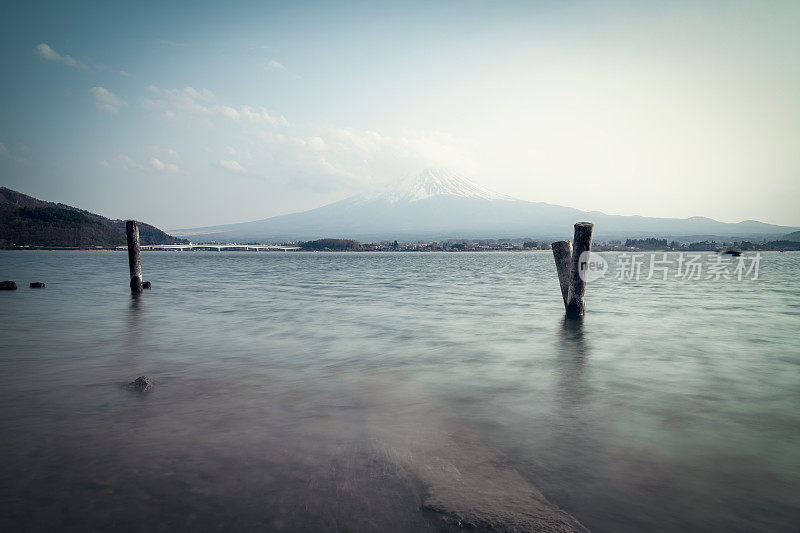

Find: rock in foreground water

[127,376,153,392]
[0,281,18,290]
[30,282,46,288]
[142,281,151,289]
[363,379,590,533]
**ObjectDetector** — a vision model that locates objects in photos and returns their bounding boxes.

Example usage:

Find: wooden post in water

[551,240,572,308]
[565,222,593,318]
[126,220,143,293]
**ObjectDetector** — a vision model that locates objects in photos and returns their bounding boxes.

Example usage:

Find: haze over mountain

[173,169,799,242]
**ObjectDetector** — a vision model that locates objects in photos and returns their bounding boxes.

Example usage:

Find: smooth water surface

[1,251,798,531]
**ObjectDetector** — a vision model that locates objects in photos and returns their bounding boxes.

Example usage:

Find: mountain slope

[173,169,799,242]
[0,187,187,247]
[783,230,800,242]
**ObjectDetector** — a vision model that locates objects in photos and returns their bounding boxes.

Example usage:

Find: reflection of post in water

[549,315,597,499]
[559,315,588,358]
[130,291,144,312]
[556,316,589,409]
[126,292,145,352]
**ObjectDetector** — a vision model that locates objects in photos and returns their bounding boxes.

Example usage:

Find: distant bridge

[115,244,301,252]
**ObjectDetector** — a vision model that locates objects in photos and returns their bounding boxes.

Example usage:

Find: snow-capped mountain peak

[173,164,799,241]
[357,168,514,204]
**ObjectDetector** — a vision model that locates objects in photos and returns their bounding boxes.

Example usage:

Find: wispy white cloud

[35,43,132,77]
[219,105,240,120]
[118,154,143,170]
[240,106,286,125]
[267,59,284,70]
[35,43,86,69]
[149,157,181,173]
[219,159,245,173]
[90,87,127,113]
[141,86,287,125]
[250,126,474,189]
[115,150,182,173]
[141,86,216,118]
[134,84,466,191]
[183,86,215,101]
[0,140,30,163]
[149,146,180,159]
[155,38,188,48]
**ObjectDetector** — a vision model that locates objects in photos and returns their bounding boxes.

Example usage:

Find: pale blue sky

[1,0,799,228]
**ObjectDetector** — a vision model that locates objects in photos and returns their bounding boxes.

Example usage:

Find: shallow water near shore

[1,250,799,531]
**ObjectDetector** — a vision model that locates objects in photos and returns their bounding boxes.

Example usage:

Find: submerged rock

[127,376,154,392]
[29,282,45,288]
[360,379,590,533]
[0,281,17,290]
[142,281,151,289]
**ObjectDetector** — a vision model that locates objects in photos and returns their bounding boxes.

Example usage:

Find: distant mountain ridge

[173,168,799,242]
[0,187,187,247]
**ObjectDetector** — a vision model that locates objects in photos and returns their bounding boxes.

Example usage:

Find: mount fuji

[173,168,797,242]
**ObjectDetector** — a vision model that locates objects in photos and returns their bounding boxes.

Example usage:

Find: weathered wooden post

[126,220,143,293]
[552,222,594,318]
[551,240,572,307]
[565,222,593,318]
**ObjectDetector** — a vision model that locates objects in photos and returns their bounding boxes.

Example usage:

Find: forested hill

[0,187,187,247]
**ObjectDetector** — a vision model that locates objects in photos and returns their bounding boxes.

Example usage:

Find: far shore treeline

[299,238,362,251]
[294,237,800,252]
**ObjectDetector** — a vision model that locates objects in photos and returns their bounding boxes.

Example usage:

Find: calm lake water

[1,250,798,531]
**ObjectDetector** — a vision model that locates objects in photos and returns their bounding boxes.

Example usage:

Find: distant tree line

[299,238,362,251]
[608,238,800,252]
[682,241,719,251]
[745,240,800,251]
[625,238,668,249]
